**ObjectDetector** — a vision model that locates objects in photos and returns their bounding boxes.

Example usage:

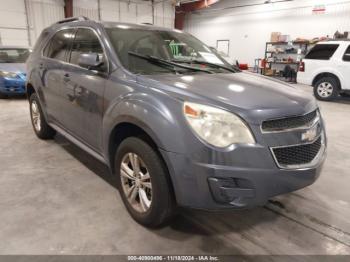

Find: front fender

[102,92,188,160]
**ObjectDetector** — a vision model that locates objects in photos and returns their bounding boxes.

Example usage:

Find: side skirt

[49,123,108,165]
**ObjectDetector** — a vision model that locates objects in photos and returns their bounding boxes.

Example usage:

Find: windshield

[106,27,232,75]
[0,48,31,63]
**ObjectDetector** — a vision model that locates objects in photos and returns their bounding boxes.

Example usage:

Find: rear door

[41,28,75,125]
[303,44,339,78]
[60,27,108,151]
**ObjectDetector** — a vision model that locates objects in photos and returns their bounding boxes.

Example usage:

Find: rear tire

[115,137,175,227]
[29,93,56,139]
[313,77,339,101]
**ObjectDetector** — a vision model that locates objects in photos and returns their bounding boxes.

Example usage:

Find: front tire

[0,92,7,99]
[313,77,339,101]
[115,137,175,227]
[29,93,56,139]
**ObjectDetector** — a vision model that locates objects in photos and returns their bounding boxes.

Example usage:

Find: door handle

[63,73,70,83]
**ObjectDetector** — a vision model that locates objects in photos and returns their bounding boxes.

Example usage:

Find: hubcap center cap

[135,178,141,187]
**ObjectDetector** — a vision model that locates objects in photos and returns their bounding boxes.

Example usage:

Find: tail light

[299,61,305,72]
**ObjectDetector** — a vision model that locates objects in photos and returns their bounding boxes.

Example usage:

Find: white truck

[297,41,350,101]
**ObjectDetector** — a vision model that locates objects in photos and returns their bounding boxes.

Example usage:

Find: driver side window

[69,28,106,70]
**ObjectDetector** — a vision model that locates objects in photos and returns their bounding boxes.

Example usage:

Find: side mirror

[78,53,104,70]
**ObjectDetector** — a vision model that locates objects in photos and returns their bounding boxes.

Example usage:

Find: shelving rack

[263,41,310,82]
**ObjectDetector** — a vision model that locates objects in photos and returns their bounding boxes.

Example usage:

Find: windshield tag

[198,52,224,65]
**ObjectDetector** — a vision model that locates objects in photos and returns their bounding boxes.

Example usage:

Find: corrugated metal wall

[0,0,29,46]
[27,0,65,46]
[74,0,175,28]
[0,0,175,47]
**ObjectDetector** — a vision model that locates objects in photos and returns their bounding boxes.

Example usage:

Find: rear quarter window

[343,45,350,62]
[305,44,339,60]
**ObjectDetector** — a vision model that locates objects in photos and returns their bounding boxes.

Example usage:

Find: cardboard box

[265,69,275,76]
[278,35,291,42]
[271,32,281,42]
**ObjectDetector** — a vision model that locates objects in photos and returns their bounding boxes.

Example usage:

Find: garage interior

[1,0,350,258]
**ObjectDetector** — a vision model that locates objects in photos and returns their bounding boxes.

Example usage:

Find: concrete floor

[0,84,350,255]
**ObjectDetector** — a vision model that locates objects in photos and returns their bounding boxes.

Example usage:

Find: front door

[60,28,108,152]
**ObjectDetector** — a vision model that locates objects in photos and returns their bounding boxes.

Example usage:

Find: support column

[64,0,73,18]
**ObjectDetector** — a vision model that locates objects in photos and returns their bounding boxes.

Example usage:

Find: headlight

[184,102,255,148]
[0,71,18,78]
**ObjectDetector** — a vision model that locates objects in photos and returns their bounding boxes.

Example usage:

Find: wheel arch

[26,82,36,99]
[107,118,165,173]
[107,119,178,204]
[312,72,342,90]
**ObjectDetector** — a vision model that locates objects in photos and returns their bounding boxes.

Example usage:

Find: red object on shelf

[239,64,248,70]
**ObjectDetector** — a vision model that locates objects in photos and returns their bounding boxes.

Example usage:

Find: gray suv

[26,17,327,227]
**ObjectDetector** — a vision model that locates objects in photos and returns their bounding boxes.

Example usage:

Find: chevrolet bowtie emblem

[302,126,318,142]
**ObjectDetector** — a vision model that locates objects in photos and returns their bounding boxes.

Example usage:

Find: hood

[0,63,26,74]
[138,72,317,124]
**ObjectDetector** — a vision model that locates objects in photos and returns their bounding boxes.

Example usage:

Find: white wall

[73,0,99,20]
[99,0,153,24]
[73,0,175,28]
[0,0,28,46]
[0,0,175,47]
[27,0,65,46]
[184,0,350,66]
[0,0,64,47]
[154,0,175,28]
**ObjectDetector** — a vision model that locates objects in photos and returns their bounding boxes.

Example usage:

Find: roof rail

[56,16,90,24]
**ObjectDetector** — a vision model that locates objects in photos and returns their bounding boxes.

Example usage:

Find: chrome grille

[262,110,318,132]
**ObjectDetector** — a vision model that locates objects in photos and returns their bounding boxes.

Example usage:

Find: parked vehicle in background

[297,41,350,101]
[0,46,31,98]
[26,17,326,227]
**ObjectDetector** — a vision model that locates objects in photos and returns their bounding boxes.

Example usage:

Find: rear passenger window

[69,28,104,66]
[46,29,75,61]
[305,44,339,60]
[343,45,350,62]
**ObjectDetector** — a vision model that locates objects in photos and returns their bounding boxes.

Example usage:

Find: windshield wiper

[172,59,239,73]
[128,51,213,74]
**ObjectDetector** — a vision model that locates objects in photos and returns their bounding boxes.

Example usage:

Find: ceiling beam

[175,0,220,29]
[177,0,220,12]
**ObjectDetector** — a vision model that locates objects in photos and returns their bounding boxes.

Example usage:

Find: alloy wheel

[120,153,152,213]
[317,82,334,98]
[31,100,41,132]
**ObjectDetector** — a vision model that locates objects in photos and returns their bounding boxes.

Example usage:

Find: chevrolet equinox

[26,17,327,227]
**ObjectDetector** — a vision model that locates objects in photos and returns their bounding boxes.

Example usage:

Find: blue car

[0,46,31,98]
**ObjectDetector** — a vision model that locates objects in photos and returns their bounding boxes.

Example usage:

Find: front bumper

[0,77,26,95]
[160,119,326,210]
[161,145,325,210]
